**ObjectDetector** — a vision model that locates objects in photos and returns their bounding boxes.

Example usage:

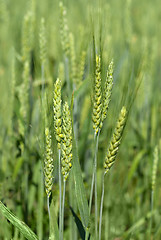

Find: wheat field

[0,0,161,239]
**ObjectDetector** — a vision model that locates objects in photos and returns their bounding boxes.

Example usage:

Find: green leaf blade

[0,201,38,240]
[72,132,90,229]
[49,199,59,240]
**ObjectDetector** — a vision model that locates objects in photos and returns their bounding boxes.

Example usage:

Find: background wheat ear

[59,1,70,57]
[104,106,127,174]
[39,18,47,66]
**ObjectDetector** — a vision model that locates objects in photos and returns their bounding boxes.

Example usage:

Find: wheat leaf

[72,131,90,229]
[0,201,38,240]
[49,199,59,240]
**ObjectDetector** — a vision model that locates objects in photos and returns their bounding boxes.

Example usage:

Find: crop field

[0,0,161,239]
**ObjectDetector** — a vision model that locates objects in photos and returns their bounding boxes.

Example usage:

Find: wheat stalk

[59,2,70,57]
[92,55,102,135]
[44,128,54,198]
[100,59,114,128]
[53,78,63,149]
[61,101,72,240]
[104,106,127,173]
[99,106,127,240]
[53,78,63,239]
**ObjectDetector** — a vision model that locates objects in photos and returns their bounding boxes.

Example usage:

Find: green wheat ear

[104,106,127,174]
[59,1,70,56]
[53,78,63,149]
[92,55,102,135]
[39,18,47,65]
[44,128,54,197]
[100,59,114,128]
[76,50,86,86]
[61,102,72,181]
[18,61,30,136]
[21,12,32,63]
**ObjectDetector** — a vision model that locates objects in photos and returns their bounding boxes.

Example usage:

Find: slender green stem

[89,130,100,239]
[89,131,99,214]
[69,173,77,239]
[37,162,44,240]
[99,173,105,240]
[47,196,50,220]
[89,172,94,215]
[85,228,89,240]
[58,149,62,240]
[62,180,66,240]
[94,130,100,239]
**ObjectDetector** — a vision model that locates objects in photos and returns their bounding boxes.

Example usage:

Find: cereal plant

[0,0,161,239]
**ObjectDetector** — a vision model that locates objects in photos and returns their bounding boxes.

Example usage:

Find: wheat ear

[44,128,54,219]
[92,55,102,135]
[99,106,127,240]
[59,2,70,56]
[100,59,114,128]
[53,78,62,238]
[104,106,127,173]
[150,145,159,235]
[53,78,63,149]
[61,101,72,240]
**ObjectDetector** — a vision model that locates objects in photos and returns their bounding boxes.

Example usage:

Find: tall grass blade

[49,199,59,240]
[0,201,38,240]
[70,206,85,240]
[72,127,90,229]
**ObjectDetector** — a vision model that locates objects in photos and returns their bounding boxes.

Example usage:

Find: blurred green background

[0,0,161,239]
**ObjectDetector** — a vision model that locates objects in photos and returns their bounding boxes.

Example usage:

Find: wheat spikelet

[18,61,30,135]
[53,78,63,149]
[58,62,65,86]
[104,106,127,174]
[44,128,54,197]
[39,18,47,65]
[100,59,114,127]
[21,12,32,63]
[76,50,86,86]
[61,102,72,180]
[59,2,70,56]
[92,55,102,135]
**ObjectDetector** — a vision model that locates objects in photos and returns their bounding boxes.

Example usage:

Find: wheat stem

[89,172,94,215]
[89,129,100,235]
[62,180,66,240]
[58,149,62,240]
[94,130,100,239]
[99,173,105,240]
[47,196,50,220]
